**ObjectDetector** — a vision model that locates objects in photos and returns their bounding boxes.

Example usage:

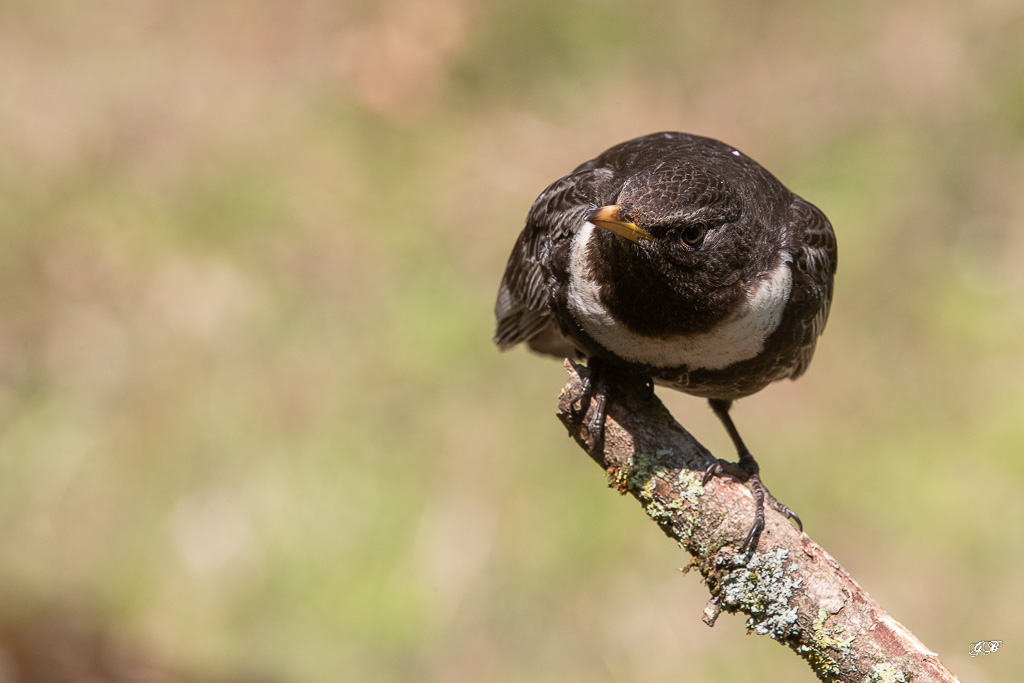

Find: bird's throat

[566,221,793,371]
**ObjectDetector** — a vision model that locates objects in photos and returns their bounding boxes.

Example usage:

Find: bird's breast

[566,221,793,371]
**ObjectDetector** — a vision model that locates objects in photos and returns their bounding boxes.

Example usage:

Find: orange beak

[585,205,653,243]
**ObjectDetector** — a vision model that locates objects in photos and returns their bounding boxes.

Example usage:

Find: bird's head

[578,147,793,335]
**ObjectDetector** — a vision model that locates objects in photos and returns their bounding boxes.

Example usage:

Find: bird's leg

[566,358,610,455]
[703,398,802,554]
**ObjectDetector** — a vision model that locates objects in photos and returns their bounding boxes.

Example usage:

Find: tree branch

[556,360,959,683]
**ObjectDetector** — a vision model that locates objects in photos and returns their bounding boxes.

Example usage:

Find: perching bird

[493,132,837,552]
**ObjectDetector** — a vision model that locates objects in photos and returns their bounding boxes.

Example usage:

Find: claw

[702,461,717,486]
[565,359,609,456]
[567,359,592,418]
[586,386,608,455]
[702,460,801,554]
[772,501,803,532]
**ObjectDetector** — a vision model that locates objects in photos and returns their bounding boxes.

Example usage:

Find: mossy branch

[556,360,959,683]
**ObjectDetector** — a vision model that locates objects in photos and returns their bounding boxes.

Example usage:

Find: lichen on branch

[555,360,959,683]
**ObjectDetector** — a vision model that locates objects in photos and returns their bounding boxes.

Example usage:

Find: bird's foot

[566,359,609,455]
[702,458,802,555]
[566,359,590,413]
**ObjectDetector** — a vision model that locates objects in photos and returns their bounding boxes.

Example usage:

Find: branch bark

[556,360,959,683]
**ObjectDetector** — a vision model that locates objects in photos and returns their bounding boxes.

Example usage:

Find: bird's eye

[681,222,707,247]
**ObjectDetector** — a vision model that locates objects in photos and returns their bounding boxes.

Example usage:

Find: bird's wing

[493,165,615,354]
[786,197,838,378]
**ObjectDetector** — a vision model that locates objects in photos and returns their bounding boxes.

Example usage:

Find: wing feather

[493,166,616,354]
[785,198,838,378]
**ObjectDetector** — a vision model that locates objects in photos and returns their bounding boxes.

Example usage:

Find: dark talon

[565,359,610,455]
[567,358,592,418]
[740,475,767,553]
[585,378,609,455]
[702,461,717,486]
[773,502,803,532]
[740,522,763,555]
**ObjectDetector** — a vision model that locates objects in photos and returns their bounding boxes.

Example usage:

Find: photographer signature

[969,640,1002,657]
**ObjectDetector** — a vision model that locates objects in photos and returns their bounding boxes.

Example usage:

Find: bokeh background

[1,1,1023,681]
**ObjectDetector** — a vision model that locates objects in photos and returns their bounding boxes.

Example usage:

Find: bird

[493,131,837,553]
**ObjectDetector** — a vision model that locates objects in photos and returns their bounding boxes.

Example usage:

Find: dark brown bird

[494,132,837,552]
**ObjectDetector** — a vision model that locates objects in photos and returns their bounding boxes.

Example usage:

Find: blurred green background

[1,0,1023,681]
